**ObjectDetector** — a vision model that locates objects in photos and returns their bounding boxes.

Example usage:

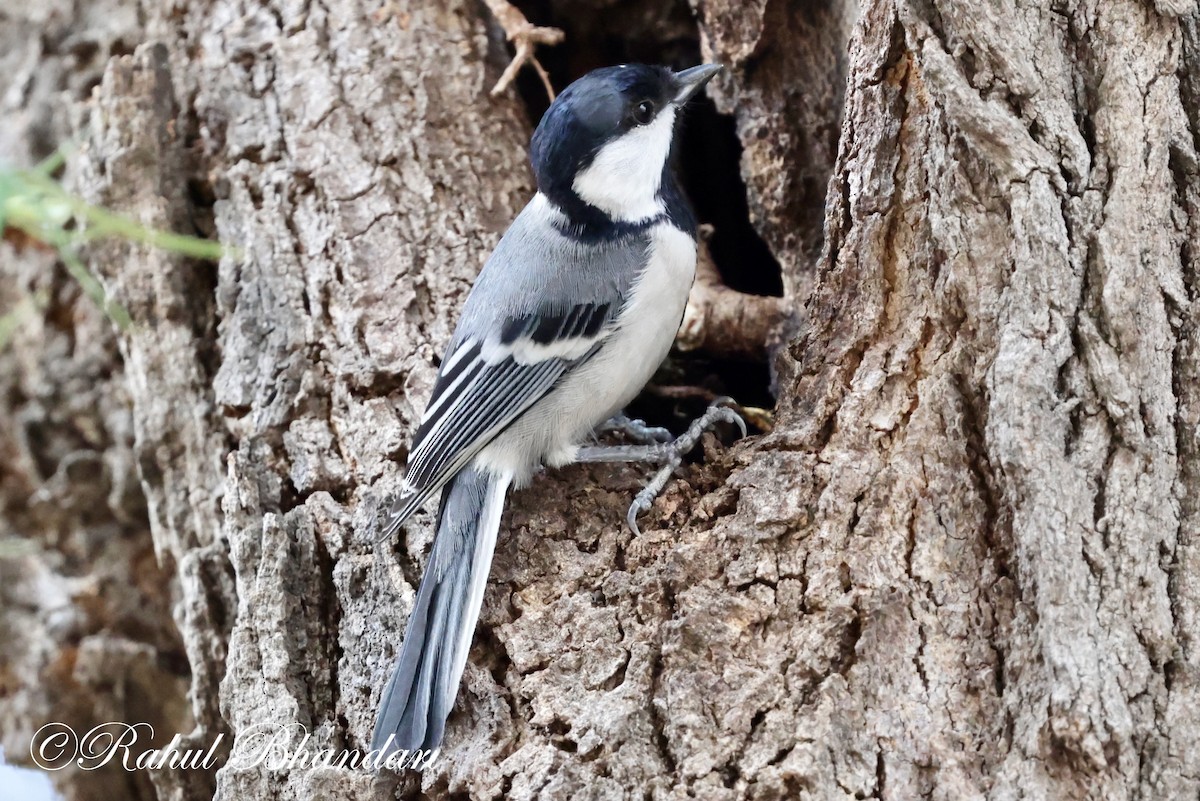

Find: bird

[371,62,743,759]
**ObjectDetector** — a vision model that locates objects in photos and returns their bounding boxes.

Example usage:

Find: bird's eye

[632,100,656,125]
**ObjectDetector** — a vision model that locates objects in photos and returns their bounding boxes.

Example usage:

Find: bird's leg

[595,412,673,445]
[576,399,747,535]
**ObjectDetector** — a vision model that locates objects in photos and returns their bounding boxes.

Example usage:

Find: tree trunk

[2,0,1199,799]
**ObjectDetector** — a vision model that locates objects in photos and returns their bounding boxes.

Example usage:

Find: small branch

[676,224,787,363]
[646,384,776,433]
[482,0,563,100]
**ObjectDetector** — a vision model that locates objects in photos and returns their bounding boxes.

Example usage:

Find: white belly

[475,223,697,485]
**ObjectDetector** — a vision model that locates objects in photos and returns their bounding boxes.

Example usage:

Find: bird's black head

[530,64,722,230]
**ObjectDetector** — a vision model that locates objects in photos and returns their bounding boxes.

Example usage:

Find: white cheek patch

[572,107,677,223]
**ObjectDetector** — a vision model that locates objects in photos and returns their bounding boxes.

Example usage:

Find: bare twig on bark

[482,0,563,100]
[647,384,776,432]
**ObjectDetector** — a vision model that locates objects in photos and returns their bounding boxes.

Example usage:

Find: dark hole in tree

[505,0,783,432]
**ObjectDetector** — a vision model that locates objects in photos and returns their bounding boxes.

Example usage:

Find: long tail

[371,463,511,757]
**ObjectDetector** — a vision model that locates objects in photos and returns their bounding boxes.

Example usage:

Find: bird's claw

[709,397,749,438]
[672,402,746,454]
[599,413,673,444]
[625,457,680,536]
[626,502,642,537]
[624,400,748,535]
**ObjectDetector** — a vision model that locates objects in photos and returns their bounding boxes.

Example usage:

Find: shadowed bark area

[2,0,1199,799]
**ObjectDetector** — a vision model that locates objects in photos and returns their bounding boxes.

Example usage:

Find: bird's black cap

[530,63,723,220]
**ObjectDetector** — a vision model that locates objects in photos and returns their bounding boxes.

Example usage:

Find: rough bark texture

[2,1,1200,801]
[1,4,195,801]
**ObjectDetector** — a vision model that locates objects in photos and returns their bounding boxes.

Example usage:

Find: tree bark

[2,0,1199,800]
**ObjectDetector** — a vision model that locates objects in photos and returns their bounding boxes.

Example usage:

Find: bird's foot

[596,412,673,445]
[576,398,746,535]
[623,400,746,534]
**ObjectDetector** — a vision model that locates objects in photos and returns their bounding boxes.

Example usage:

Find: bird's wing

[377,202,651,539]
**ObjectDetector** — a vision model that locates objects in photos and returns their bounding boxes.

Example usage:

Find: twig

[482,0,563,100]
[646,385,775,433]
[676,224,787,363]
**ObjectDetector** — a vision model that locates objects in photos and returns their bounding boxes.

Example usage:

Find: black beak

[672,63,724,105]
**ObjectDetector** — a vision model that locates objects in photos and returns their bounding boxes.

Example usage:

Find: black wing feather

[378,303,616,539]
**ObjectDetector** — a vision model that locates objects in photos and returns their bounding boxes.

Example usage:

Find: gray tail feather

[371,464,510,758]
